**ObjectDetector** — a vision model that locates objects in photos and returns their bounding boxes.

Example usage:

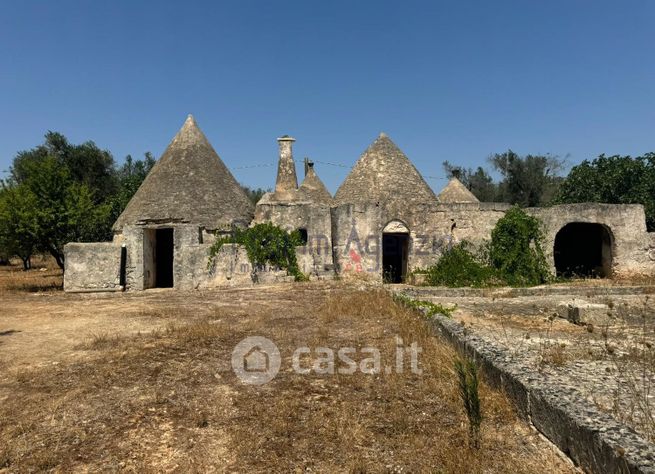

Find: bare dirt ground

[0,261,574,473]
[421,291,655,443]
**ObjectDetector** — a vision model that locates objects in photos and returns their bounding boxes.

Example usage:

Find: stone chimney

[304,157,313,177]
[275,135,298,196]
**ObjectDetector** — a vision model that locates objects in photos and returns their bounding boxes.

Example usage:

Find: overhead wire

[230,159,448,180]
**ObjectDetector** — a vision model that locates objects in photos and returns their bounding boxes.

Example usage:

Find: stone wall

[331,202,655,280]
[255,201,334,278]
[176,243,254,289]
[330,202,510,280]
[529,204,654,277]
[408,202,509,270]
[119,223,295,290]
[649,233,655,263]
[173,225,204,288]
[330,203,381,278]
[64,242,123,291]
[117,225,145,290]
[427,309,655,473]
[68,202,655,291]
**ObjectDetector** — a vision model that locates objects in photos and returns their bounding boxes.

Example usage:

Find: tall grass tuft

[454,357,482,449]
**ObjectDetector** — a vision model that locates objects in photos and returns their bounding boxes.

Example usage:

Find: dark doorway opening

[155,228,174,288]
[554,223,612,278]
[382,233,409,283]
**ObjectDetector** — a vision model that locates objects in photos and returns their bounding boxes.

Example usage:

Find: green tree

[442,161,500,202]
[489,150,566,207]
[240,185,269,205]
[0,184,39,270]
[8,156,110,269]
[3,132,157,270]
[109,152,157,222]
[11,131,117,202]
[555,153,655,231]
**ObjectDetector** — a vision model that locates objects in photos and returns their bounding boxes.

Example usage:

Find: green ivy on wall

[208,223,308,281]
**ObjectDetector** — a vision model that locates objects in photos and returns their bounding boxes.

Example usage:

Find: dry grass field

[0,261,574,473]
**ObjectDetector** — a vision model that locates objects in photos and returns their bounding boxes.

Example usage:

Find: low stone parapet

[64,242,123,292]
[430,312,655,473]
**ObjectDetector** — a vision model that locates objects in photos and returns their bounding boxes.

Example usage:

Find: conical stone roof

[298,165,332,204]
[113,115,254,232]
[334,133,438,208]
[437,177,479,203]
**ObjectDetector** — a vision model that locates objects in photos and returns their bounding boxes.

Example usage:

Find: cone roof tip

[438,177,480,203]
[334,131,438,206]
[175,114,205,142]
[180,114,200,132]
[113,113,254,231]
[299,163,333,203]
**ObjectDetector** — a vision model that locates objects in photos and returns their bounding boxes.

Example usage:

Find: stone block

[557,300,613,325]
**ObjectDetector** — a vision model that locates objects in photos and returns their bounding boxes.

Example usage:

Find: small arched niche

[554,223,613,278]
[382,220,410,283]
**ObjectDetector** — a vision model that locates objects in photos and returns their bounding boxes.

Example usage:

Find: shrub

[424,241,497,287]
[489,207,551,286]
[421,208,551,288]
[208,223,307,281]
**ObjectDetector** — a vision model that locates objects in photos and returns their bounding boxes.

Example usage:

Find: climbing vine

[208,223,308,281]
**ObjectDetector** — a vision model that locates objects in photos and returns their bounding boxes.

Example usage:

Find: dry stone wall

[63,243,123,291]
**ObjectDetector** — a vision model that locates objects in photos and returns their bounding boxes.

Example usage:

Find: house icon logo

[231,336,281,385]
[244,346,269,372]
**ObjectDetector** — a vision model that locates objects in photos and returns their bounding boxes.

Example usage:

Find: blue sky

[1,1,654,193]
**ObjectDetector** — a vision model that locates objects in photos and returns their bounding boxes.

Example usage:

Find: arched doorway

[554,223,613,278]
[382,220,409,283]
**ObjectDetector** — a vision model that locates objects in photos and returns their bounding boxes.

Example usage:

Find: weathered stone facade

[64,243,123,291]
[528,204,654,278]
[63,116,655,291]
[330,202,512,280]
[254,200,334,279]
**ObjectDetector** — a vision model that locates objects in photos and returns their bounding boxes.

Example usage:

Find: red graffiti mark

[345,249,363,272]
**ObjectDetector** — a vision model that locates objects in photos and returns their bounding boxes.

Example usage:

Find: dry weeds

[0,269,573,472]
[453,297,655,444]
[0,256,62,294]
